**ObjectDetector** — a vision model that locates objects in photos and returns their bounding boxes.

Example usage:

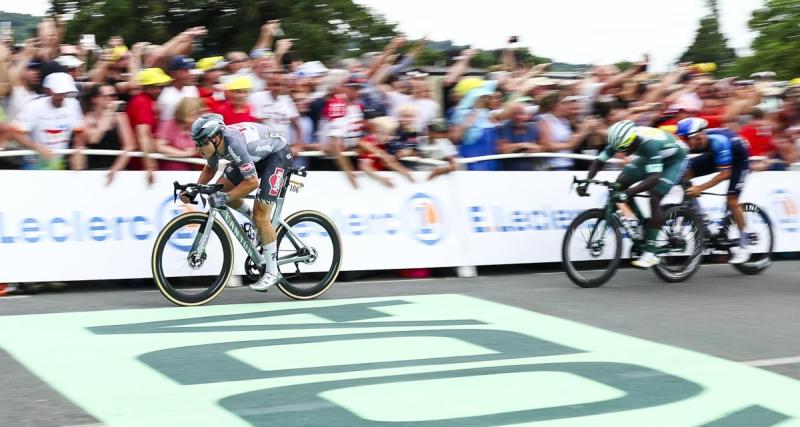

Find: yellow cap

[790,78,800,86]
[692,63,717,73]
[196,56,225,72]
[136,68,172,86]
[225,76,253,91]
[111,46,129,62]
[454,77,484,98]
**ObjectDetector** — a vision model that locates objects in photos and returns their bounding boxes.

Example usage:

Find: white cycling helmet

[675,117,709,138]
[607,120,638,151]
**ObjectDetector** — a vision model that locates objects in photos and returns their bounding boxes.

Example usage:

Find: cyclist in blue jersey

[675,117,752,264]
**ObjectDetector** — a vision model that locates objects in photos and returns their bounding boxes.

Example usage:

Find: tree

[679,0,737,75]
[733,0,800,79]
[49,0,397,64]
[0,12,42,42]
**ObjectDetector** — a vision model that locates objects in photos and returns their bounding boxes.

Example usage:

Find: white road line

[743,355,800,367]
[0,295,32,300]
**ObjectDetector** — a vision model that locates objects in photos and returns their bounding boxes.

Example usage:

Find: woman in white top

[537,92,600,170]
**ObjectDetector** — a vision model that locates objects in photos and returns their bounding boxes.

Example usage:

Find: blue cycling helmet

[191,113,226,146]
[675,117,708,138]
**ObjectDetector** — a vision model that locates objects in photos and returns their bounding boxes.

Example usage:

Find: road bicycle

[562,177,704,287]
[668,185,773,275]
[151,166,342,306]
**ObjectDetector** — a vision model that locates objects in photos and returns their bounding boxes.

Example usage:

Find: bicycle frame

[189,171,315,269]
[592,192,675,255]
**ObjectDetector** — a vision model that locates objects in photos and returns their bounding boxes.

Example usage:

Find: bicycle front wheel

[561,208,623,288]
[275,210,342,299]
[653,206,704,283]
[151,212,234,306]
[724,203,774,275]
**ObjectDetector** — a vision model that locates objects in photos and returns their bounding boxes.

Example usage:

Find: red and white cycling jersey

[320,94,364,148]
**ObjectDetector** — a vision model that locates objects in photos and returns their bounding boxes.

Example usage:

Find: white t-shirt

[248,91,299,143]
[14,96,84,149]
[157,85,200,122]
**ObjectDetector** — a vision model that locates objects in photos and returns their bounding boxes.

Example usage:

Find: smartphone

[80,34,96,50]
[508,35,519,44]
[270,21,284,37]
[115,100,128,113]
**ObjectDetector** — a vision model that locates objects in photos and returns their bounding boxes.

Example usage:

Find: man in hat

[128,68,173,183]
[157,55,200,122]
[11,72,85,170]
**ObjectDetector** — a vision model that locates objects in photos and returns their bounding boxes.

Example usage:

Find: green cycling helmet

[607,120,638,151]
[191,113,226,147]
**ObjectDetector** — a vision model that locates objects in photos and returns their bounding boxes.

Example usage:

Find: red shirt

[126,93,159,170]
[212,101,256,124]
[739,122,774,157]
[127,93,158,131]
[358,135,386,171]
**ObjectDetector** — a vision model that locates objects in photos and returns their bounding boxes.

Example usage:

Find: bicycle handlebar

[572,176,620,189]
[173,181,224,206]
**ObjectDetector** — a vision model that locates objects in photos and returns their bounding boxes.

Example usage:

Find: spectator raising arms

[82,84,136,184]
[449,79,501,171]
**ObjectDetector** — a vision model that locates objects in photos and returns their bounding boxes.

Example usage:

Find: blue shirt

[704,128,750,170]
[451,108,500,171]
[500,121,540,171]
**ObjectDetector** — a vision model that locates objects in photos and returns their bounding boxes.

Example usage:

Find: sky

[2,0,764,71]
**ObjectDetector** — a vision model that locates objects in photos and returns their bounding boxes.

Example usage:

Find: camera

[508,36,519,44]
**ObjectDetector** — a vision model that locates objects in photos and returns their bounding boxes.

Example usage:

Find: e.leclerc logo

[157,196,202,251]
[770,188,800,233]
[0,196,195,246]
[404,193,447,246]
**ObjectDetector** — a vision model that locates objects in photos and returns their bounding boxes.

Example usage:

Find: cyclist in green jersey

[579,120,689,268]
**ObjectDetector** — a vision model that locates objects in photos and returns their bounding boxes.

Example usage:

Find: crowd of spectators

[1,16,800,190]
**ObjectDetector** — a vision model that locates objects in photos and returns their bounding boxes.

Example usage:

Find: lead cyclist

[182,113,293,292]
[580,120,689,269]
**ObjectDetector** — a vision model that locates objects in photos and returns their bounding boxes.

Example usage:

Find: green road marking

[1,294,800,427]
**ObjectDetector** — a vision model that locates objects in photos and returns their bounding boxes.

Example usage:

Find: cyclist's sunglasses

[194,136,213,147]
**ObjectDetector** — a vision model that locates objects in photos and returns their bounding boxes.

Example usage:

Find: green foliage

[49,0,397,63]
[614,61,634,72]
[0,11,42,42]
[679,0,737,75]
[733,0,800,79]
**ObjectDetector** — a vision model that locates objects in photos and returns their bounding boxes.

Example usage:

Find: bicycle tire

[151,212,234,306]
[653,206,704,283]
[275,210,343,299]
[726,203,774,275]
[561,208,623,288]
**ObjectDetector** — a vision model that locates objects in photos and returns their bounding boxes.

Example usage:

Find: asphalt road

[2,261,800,426]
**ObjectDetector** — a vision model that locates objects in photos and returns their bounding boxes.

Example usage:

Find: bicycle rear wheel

[653,206,704,283]
[151,212,234,306]
[724,203,773,275]
[561,209,623,288]
[275,210,342,299]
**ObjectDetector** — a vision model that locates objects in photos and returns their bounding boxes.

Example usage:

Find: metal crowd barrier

[0,149,795,169]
